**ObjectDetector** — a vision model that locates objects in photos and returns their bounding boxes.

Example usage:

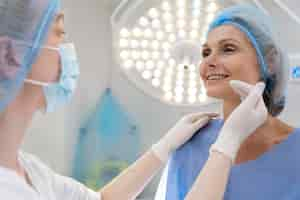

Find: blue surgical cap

[0,0,61,112]
[207,4,288,116]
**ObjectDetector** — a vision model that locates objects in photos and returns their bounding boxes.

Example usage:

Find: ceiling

[109,0,300,54]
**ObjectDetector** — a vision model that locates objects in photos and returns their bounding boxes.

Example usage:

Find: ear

[265,47,279,74]
[0,37,20,79]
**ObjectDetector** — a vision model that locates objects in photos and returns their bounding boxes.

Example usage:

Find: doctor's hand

[152,112,218,163]
[210,80,268,163]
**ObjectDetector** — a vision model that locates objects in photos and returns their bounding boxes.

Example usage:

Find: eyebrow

[55,13,64,22]
[202,38,240,48]
[54,13,66,34]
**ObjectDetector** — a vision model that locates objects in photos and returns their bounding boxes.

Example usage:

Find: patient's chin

[206,86,231,99]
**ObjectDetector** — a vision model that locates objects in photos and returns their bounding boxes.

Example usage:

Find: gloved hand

[152,112,218,163]
[210,80,268,163]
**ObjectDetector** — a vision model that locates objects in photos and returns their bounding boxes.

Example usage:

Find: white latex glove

[210,80,268,163]
[152,112,218,163]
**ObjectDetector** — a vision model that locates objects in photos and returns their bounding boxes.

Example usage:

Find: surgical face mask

[25,43,80,113]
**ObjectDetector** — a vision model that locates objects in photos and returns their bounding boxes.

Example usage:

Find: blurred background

[22,0,300,199]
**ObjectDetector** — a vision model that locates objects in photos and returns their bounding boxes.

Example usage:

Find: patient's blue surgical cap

[0,0,60,112]
[208,4,288,116]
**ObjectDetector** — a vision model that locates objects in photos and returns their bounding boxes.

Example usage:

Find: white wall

[280,56,300,127]
[23,0,300,199]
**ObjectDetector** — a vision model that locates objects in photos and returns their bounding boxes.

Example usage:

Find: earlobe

[0,37,21,80]
[265,47,279,74]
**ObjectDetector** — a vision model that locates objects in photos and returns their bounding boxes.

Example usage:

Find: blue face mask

[25,43,80,113]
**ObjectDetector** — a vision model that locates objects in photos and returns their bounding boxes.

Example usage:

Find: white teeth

[207,74,228,80]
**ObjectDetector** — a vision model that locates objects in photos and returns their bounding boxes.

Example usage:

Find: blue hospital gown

[159,119,300,200]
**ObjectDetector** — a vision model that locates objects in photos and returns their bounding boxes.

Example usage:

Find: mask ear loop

[17,41,61,87]
[13,40,60,52]
[24,79,51,87]
[42,45,60,51]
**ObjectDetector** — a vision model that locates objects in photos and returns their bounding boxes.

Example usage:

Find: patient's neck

[222,98,276,140]
[222,99,294,164]
[222,99,240,121]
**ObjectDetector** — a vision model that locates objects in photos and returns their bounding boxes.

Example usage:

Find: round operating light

[199,94,207,102]
[132,51,140,60]
[133,27,142,37]
[164,92,173,100]
[177,9,185,18]
[164,76,172,84]
[120,51,129,59]
[146,60,155,69]
[177,71,184,79]
[162,1,171,11]
[192,9,201,17]
[191,19,200,28]
[157,61,165,69]
[151,40,160,49]
[164,51,171,59]
[136,61,145,71]
[152,78,160,87]
[168,34,176,43]
[189,80,197,87]
[156,31,164,40]
[139,17,149,26]
[163,12,173,22]
[165,23,174,32]
[188,87,197,95]
[120,28,130,37]
[162,42,171,50]
[189,72,197,80]
[175,95,183,103]
[177,64,185,71]
[152,51,160,60]
[178,29,186,38]
[152,19,161,29]
[168,58,176,66]
[149,8,159,18]
[154,69,162,77]
[189,64,196,71]
[130,40,139,48]
[144,29,153,38]
[190,30,199,39]
[165,67,173,75]
[193,0,202,8]
[177,19,186,28]
[124,60,134,69]
[206,13,215,24]
[115,0,225,105]
[142,70,152,79]
[188,96,197,103]
[141,40,149,48]
[176,0,185,8]
[176,79,184,86]
[142,51,150,60]
[120,39,129,47]
[206,2,218,13]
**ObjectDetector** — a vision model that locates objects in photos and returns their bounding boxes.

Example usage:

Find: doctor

[0,1,217,199]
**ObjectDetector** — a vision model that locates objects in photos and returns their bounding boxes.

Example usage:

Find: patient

[155,4,300,200]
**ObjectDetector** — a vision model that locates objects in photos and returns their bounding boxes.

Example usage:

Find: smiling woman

[200,25,261,103]
[156,4,300,200]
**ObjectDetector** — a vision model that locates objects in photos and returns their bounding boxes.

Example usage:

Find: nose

[204,53,218,69]
[199,53,218,76]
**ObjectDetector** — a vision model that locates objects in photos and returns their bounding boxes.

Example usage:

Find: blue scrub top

[165,119,300,200]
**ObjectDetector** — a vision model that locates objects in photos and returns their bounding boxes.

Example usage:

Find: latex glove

[210,80,268,163]
[152,112,218,163]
